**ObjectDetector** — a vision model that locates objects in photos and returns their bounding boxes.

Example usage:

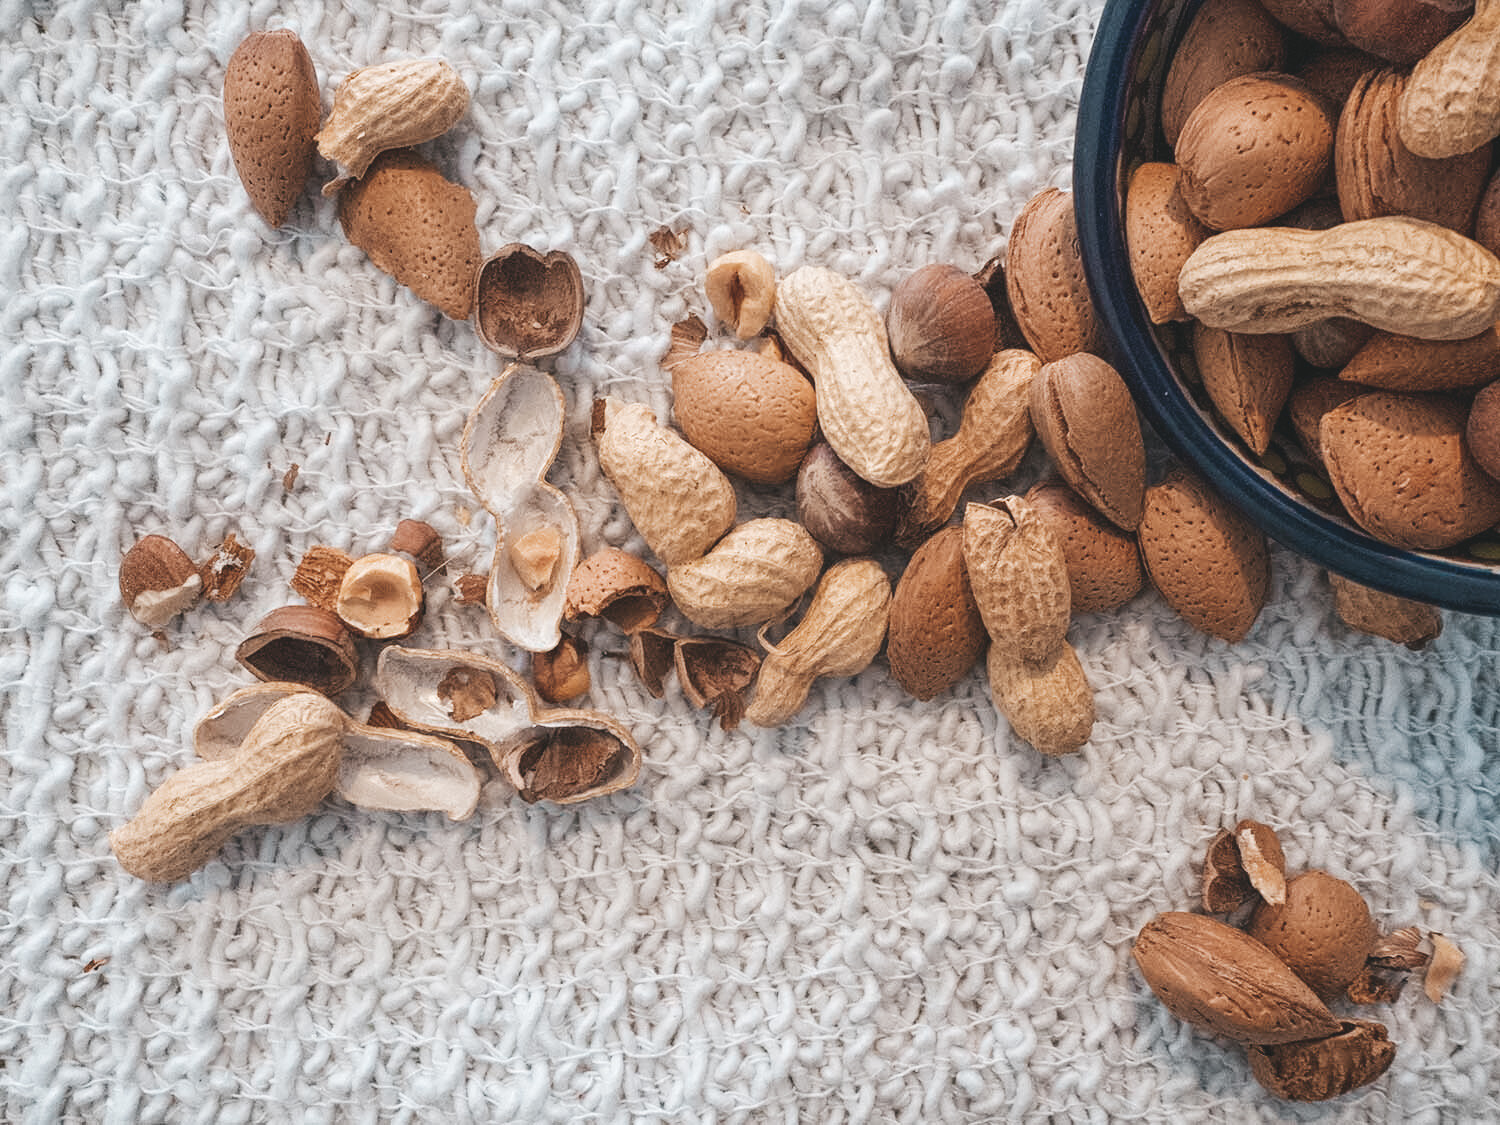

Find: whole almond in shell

[1333,0,1470,64]
[1160,0,1287,146]
[223,29,321,228]
[337,148,482,320]
[986,638,1094,756]
[886,525,988,701]
[1341,325,1500,392]
[1294,45,1381,110]
[1329,572,1442,648]
[1139,468,1269,642]
[1478,170,1500,257]
[1287,376,1372,468]
[1176,73,1335,231]
[1465,378,1500,481]
[1133,911,1343,1046]
[1245,870,1379,1000]
[1030,353,1146,530]
[1336,68,1491,234]
[1124,163,1210,324]
[1005,188,1103,364]
[1193,323,1295,456]
[671,349,818,485]
[1025,480,1144,613]
[1320,390,1500,549]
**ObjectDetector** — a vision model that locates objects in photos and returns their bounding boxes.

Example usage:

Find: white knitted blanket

[4,0,1497,1120]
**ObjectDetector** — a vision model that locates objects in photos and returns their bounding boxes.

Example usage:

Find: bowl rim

[1073,0,1500,617]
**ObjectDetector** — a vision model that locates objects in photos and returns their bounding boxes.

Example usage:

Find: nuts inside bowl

[473,243,585,359]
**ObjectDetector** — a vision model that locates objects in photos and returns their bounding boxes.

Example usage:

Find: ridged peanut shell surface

[986,639,1094,756]
[886,526,987,701]
[223,30,321,228]
[1245,870,1378,1000]
[671,350,817,484]
[1005,189,1103,363]
[1176,74,1334,231]
[337,149,482,320]
[666,519,822,630]
[1138,469,1269,642]
[1030,354,1146,530]
[1320,391,1500,549]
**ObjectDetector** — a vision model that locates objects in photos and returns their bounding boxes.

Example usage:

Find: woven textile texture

[3,0,1499,1120]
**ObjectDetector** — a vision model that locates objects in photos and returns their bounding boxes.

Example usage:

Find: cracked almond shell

[1248,1018,1396,1101]
[1024,480,1143,613]
[1030,353,1146,530]
[474,244,585,359]
[563,549,668,633]
[235,605,360,695]
[338,148,482,320]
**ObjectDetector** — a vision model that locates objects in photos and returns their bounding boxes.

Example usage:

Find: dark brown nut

[1161,0,1287,146]
[1287,376,1370,469]
[1336,69,1491,234]
[886,264,996,383]
[796,441,899,556]
[1295,46,1382,111]
[1259,0,1347,44]
[1030,353,1146,531]
[973,253,1029,355]
[1246,870,1379,1001]
[474,243,585,359]
[1202,828,1257,914]
[1333,0,1471,65]
[1248,1019,1396,1101]
[234,605,360,696]
[1478,170,1500,257]
[885,525,987,701]
[1025,480,1143,614]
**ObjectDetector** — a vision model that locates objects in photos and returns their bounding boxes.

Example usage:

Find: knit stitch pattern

[1,0,1497,1121]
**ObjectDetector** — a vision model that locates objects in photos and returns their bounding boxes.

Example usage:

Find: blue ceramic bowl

[1073,0,1500,616]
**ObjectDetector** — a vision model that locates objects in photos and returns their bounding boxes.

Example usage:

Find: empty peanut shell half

[234,605,359,695]
[376,646,641,803]
[460,365,581,652]
[474,244,585,359]
[193,682,481,820]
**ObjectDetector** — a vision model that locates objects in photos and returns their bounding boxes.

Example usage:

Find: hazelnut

[473,243,584,359]
[120,534,202,627]
[532,634,591,703]
[334,553,425,639]
[886,264,997,383]
[796,442,899,556]
[235,605,359,695]
[704,250,776,338]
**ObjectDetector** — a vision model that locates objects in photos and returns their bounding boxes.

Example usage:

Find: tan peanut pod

[745,559,891,727]
[666,518,824,629]
[1178,216,1500,340]
[772,266,930,487]
[1125,163,1211,323]
[962,498,1070,666]
[111,693,347,882]
[592,396,736,566]
[1192,323,1296,456]
[318,58,470,193]
[986,638,1094,756]
[1397,0,1500,159]
[1006,188,1105,363]
[895,349,1039,547]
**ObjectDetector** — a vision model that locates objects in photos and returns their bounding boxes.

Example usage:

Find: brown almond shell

[234,605,359,696]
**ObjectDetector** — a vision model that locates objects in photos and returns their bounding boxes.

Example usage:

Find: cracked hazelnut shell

[474,243,584,359]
